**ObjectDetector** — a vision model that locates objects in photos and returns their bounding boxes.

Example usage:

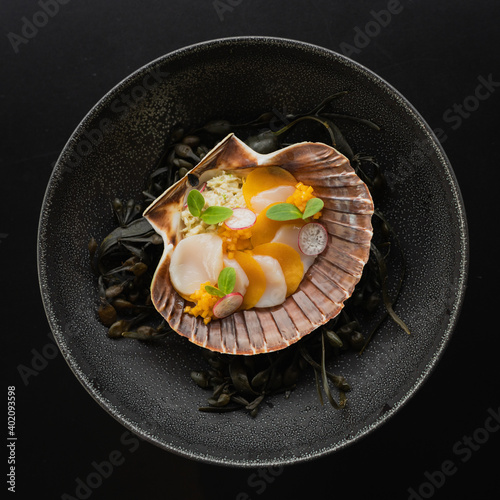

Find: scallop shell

[143,134,374,355]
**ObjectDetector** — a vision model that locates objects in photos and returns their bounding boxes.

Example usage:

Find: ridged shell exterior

[144,134,374,354]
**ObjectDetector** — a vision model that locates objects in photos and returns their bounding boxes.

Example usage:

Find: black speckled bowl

[38,37,468,466]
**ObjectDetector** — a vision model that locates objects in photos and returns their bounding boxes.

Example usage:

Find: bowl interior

[38,37,467,466]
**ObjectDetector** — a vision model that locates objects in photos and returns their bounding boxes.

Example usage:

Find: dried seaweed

[90,93,409,416]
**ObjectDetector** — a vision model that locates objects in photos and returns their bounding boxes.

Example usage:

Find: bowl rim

[37,35,469,467]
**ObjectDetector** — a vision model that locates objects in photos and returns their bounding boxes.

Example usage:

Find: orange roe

[184,281,219,324]
[218,226,253,259]
[286,182,322,219]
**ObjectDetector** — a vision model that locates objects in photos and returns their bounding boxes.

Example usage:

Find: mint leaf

[218,267,236,295]
[200,206,233,225]
[265,203,303,221]
[205,285,225,298]
[302,198,324,219]
[187,189,205,218]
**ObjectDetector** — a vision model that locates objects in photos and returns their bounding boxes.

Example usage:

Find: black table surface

[2,1,500,498]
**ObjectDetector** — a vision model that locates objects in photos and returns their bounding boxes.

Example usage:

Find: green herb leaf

[204,285,225,298]
[200,206,233,225]
[217,267,236,295]
[302,197,324,219]
[265,203,303,221]
[187,189,205,217]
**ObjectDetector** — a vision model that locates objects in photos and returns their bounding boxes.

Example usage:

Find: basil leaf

[187,189,205,218]
[265,203,303,221]
[302,198,324,219]
[205,285,225,298]
[218,267,236,295]
[200,206,233,225]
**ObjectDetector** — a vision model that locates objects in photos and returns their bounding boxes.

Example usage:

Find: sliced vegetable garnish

[213,293,244,318]
[298,222,328,255]
[252,242,304,296]
[233,251,266,309]
[242,166,297,209]
[224,208,257,230]
[250,203,286,247]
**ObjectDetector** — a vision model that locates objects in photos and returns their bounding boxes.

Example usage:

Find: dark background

[2,0,500,498]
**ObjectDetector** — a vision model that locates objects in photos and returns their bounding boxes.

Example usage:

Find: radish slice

[183,183,206,208]
[298,223,328,255]
[224,208,256,230]
[213,292,244,318]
